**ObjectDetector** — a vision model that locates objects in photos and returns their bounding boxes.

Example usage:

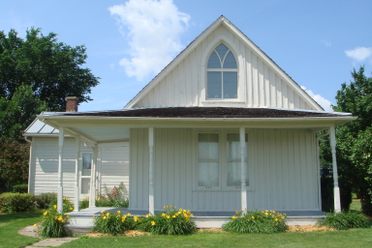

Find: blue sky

[0,0,371,111]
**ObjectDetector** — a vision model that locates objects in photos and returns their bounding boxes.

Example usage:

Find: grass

[0,212,41,248]
[60,229,372,248]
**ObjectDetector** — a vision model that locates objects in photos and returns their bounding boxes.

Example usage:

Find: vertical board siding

[133,26,316,111]
[30,138,129,202]
[130,128,320,212]
[99,142,129,198]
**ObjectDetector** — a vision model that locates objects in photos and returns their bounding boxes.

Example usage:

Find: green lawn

[60,229,372,248]
[0,212,41,248]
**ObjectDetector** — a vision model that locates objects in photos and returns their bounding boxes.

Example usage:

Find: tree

[0,28,99,191]
[333,67,372,215]
[0,28,99,112]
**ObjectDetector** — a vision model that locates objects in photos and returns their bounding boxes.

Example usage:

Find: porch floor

[67,207,325,231]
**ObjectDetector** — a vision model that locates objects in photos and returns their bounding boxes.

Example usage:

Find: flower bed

[223,210,288,233]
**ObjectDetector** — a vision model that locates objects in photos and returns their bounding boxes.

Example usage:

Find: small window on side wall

[207,43,238,99]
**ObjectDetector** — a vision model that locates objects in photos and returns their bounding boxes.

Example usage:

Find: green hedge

[319,211,370,230]
[0,192,35,213]
[34,193,57,209]
[11,184,28,193]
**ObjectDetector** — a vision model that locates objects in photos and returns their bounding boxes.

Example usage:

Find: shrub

[34,193,57,209]
[12,184,28,193]
[80,198,89,209]
[0,192,35,213]
[40,207,69,237]
[96,183,129,208]
[223,210,288,234]
[50,197,74,213]
[94,210,137,235]
[319,211,370,230]
[139,206,196,235]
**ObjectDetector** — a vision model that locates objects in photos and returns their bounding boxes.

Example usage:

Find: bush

[139,207,196,235]
[319,211,370,230]
[96,183,129,208]
[80,198,89,209]
[0,192,35,213]
[94,210,137,235]
[12,184,28,193]
[40,207,69,237]
[50,197,74,213]
[223,210,288,234]
[34,193,57,209]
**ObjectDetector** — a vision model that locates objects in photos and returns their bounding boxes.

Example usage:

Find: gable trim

[125,16,323,111]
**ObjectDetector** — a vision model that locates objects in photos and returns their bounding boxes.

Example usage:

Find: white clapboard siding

[133,25,315,111]
[130,128,320,212]
[29,137,129,202]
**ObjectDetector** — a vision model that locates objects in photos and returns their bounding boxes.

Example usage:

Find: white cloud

[109,0,190,81]
[301,86,333,112]
[345,47,372,62]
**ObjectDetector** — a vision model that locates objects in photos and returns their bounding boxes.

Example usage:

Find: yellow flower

[172,215,176,218]
[106,212,110,217]
[121,216,127,222]
[43,211,48,216]
[103,216,107,220]
[69,207,74,211]
[134,216,139,222]
[57,216,63,222]
[145,214,150,218]
[161,213,166,217]
[117,210,121,215]
[166,215,170,219]
[33,224,37,227]
[53,204,57,209]
[232,216,237,220]
[126,212,131,216]
[151,221,156,226]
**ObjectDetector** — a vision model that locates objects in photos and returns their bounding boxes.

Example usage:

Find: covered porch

[39,107,354,228]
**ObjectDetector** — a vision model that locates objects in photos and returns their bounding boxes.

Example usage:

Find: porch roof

[45,107,351,119]
[35,107,354,144]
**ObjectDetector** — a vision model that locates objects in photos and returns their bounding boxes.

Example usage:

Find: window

[196,131,249,190]
[197,133,219,188]
[207,43,238,99]
[226,134,248,187]
[81,153,92,194]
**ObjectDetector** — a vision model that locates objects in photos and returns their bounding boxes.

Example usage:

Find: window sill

[202,100,246,104]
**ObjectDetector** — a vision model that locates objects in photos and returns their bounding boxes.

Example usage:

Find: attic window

[207,43,238,99]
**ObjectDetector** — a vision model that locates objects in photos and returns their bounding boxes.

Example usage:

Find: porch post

[148,127,155,215]
[57,128,64,213]
[329,125,341,213]
[240,127,247,212]
[74,137,80,211]
[89,145,98,208]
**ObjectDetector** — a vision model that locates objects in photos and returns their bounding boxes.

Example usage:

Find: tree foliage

[333,67,372,215]
[0,28,99,111]
[0,28,99,191]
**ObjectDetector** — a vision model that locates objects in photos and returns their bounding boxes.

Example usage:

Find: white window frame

[193,129,250,192]
[80,152,93,196]
[206,43,238,100]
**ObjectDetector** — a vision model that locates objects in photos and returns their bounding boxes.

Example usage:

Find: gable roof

[125,15,323,111]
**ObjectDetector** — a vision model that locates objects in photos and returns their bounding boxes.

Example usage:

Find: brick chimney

[65,96,79,112]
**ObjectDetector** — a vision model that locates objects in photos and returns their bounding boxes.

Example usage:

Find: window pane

[223,72,237,98]
[198,133,219,187]
[207,51,221,68]
[227,134,248,187]
[81,178,90,194]
[198,162,219,187]
[215,44,228,58]
[223,51,237,68]
[82,153,92,176]
[207,72,222,99]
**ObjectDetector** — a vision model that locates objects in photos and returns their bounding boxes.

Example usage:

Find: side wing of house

[27,135,129,202]
[128,18,322,111]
